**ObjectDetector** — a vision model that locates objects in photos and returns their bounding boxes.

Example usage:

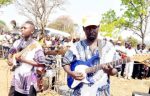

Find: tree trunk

[142,36,145,45]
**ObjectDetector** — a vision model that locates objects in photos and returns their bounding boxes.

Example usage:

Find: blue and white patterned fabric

[63,39,116,96]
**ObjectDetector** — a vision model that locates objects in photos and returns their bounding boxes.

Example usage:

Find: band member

[7,21,45,96]
[124,43,136,80]
[62,16,118,96]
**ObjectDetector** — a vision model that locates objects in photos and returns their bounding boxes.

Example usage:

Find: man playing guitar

[62,16,118,96]
[7,21,45,96]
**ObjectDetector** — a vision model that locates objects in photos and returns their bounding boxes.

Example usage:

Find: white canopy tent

[45,28,70,37]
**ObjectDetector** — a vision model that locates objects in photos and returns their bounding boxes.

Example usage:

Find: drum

[132,91,150,96]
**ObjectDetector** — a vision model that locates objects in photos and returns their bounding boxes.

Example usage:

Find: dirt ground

[0,59,149,96]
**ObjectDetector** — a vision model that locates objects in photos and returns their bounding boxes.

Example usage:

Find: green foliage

[100,10,117,37]
[101,0,150,44]
[101,9,117,24]
[0,20,8,32]
[126,36,138,47]
[0,0,12,6]
[121,0,150,44]
[122,0,147,27]
[0,20,6,29]
[100,9,126,37]
[0,20,6,25]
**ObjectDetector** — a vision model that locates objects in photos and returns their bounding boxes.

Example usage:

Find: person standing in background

[124,43,136,80]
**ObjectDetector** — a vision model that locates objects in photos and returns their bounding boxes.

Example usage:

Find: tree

[48,15,74,36]
[0,0,12,7]
[101,10,118,37]
[16,0,66,34]
[0,20,8,32]
[121,0,150,44]
[0,20,5,30]
[126,36,138,47]
[100,0,150,45]
[100,9,125,38]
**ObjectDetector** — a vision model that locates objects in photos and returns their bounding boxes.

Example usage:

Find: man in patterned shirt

[7,21,45,96]
[62,16,118,96]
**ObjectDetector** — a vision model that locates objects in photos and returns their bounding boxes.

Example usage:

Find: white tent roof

[45,28,70,37]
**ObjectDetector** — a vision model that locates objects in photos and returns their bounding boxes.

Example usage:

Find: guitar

[67,54,150,89]
[10,43,37,71]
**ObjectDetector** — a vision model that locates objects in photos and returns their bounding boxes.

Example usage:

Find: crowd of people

[0,31,20,57]
[0,18,149,96]
[113,40,150,80]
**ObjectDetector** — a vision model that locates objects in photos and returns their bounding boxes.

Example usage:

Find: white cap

[82,15,100,27]
[117,41,121,43]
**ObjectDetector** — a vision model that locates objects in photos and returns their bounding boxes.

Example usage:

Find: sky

[1,0,149,42]
[0,0,122,26]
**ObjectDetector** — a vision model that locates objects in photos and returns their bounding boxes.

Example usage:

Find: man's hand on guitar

[102,64,117,76]
[15,53,22,62]
[70,71,85,80]
[7,54,14,66]
[7,58,13,66]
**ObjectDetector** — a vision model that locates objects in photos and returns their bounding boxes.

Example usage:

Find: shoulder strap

[19,42,37,56]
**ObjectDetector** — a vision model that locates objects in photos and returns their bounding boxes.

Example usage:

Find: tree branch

[129,1,143,21]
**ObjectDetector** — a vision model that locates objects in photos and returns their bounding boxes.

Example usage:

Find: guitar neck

[18,43,35,55]
[18,47,29,55]
[85,57,131,73]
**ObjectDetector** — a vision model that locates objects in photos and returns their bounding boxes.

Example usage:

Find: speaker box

[132,91,150,96]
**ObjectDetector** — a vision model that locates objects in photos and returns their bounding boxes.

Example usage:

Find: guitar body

[67,60,108,96]
[67,60,90,89]
[67,55,100,89]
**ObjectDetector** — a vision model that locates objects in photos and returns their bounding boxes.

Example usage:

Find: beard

[87,35,97,42]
